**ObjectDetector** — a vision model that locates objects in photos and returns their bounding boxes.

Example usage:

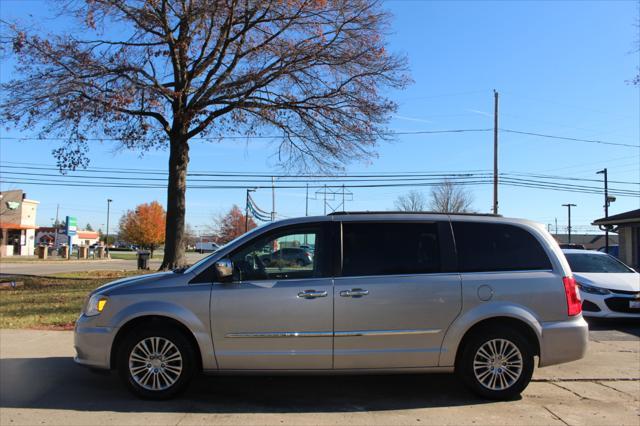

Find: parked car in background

[195,242,220,253]
[74,213,587,401]
[559,243,586,250]
[597,245,619,258]
[563,249,639,318]
[260,247,313,267]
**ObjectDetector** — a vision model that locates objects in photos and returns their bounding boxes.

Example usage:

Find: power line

[500,129,640,148]
[2,176,637,197]
[2,170,638,193]
[2,163,637,185]
[0,126,637,148]
[0,128,491,142]
[0,162,491,177]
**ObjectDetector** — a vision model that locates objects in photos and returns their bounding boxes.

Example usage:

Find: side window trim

[438,220,458,273]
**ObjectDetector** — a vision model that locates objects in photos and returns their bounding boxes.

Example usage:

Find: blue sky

[1,0,639,235]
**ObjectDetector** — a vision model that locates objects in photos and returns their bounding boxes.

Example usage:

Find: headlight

[84,294,108,316]
[576,282,610,295]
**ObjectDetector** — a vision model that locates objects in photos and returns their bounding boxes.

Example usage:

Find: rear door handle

[297,290,328,299]
[340,288,369,298]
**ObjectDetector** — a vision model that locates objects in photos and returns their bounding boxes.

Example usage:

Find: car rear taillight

[563,276,582,316]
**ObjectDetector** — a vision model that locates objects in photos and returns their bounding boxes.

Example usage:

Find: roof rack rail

[328,211,502,217]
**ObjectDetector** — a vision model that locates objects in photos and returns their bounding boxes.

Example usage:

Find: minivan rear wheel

[457,326,534,400]
[117,325,196,399]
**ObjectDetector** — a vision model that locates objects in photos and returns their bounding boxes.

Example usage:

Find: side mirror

[214,258,233,281]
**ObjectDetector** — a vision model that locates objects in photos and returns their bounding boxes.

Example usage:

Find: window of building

[452,222,552,272]
[341,222,441,277]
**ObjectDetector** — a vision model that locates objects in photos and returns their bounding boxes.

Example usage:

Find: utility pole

[53,204,60,248]
[105,199,112,256]
[271,176,276,221]
[493,89,499,215]
[342,184,346,211]
[597,168,612,253]
[562,204,576,243]
[555,217,558,235]
[323,184,327,215]
[305,184,309,216]
[245,188,256,232]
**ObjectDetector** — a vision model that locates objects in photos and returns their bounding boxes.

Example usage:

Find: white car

[563,249,640,318]
[195,242,220,253]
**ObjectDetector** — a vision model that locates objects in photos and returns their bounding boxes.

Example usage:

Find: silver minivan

[74,213,588,400]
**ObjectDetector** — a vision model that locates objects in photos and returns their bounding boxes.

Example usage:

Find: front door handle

[340,288,369,298]
[297,290,328,299]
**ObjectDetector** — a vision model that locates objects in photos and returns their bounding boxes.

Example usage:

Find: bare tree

[183,223,197,250]
[1,0,409,269]
[394,190,427,212]
[429,180,474,213]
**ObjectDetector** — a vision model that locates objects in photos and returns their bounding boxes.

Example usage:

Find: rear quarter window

[452,222,552,272]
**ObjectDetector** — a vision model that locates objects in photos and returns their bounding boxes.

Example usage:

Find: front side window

[229,227,322,281]
[342,222,441,277]
[565,253,633,273]
[452,222,552,272]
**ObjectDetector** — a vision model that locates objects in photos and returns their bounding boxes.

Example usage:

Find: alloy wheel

[472,338,523,391]
[128,337,183,391]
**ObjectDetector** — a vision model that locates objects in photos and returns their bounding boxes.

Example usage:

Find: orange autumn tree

[214,205,257,244]
[119,201,166,258]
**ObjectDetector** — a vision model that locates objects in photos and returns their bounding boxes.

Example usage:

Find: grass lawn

[0,270,146,330]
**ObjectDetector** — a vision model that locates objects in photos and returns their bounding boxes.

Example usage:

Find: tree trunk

[160,135,189,270]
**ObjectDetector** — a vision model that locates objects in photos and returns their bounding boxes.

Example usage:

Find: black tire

[117,325,197,399]
[456,326,534,400]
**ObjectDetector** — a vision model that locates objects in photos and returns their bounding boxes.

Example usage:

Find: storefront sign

[66,216,77,236]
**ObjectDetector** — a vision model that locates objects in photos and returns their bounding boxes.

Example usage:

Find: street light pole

[105,199,112,256]
[562,203,576,244]
[493,90,499,215]
[596,168,610,253]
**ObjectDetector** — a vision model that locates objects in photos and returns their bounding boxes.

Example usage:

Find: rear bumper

[74,315,115,370]
[538,316,588,367]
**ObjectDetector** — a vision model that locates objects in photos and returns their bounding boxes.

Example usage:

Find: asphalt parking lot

[0,319,638,426]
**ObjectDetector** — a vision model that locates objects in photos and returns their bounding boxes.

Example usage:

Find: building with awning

[36,227,100,247]
[0,190,39,256]
[593,209,640,270]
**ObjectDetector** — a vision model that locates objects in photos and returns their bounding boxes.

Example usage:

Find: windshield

[565,253,633,273]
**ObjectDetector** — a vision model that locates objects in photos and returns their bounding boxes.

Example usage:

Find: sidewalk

[0,329,638,425]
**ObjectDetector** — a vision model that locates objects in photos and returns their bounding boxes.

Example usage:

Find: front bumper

[581,292,640,319]
[74,315,116,370]
[539,316,589,367]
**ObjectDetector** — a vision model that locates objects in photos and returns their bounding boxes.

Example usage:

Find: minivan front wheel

[117,326,196,399]
[457,326,534,400]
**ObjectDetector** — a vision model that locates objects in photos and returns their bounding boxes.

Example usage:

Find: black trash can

[137,251,150,270]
